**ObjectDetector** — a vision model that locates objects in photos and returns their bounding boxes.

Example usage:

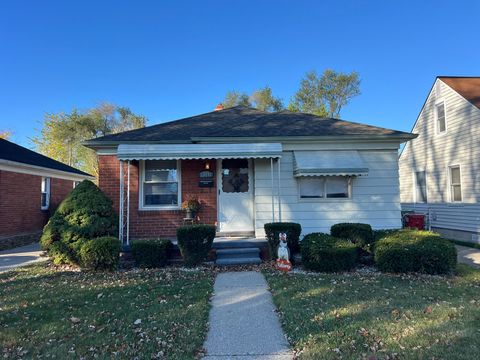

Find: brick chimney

[214,103,224,111]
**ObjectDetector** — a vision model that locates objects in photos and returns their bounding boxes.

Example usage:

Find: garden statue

[276,232,292,272]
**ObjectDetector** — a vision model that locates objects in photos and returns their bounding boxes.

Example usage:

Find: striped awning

[117,143,283,160]
[293,150,369,177]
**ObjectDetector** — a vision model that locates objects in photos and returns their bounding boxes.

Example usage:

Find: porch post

[270,158,275,222]
[119,160,124,244]
[126,160,130,246]
[277,158,282,222]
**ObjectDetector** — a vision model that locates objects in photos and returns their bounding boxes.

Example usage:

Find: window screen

[143,160,179,206]
[415,171,427,203]
[449,166,462,202]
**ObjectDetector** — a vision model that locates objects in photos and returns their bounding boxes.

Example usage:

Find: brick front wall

[98,156,218,238]
[0,170,74,237]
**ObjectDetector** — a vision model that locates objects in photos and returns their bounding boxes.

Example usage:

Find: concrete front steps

[215,247,262,266]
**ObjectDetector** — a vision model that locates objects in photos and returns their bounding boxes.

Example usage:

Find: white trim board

[0,159,94,182]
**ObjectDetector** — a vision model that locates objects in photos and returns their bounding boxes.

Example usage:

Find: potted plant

[181,196,201,219]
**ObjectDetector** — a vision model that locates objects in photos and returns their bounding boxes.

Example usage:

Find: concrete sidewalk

[203,271,292,360]
[456,245,480,269]
[0,243,46,273]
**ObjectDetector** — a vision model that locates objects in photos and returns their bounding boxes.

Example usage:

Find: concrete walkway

[0,243,46,273]
[456,245,480,269]
[203,271,292,360]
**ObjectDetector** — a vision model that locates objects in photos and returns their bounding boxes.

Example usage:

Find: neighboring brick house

[84,105,415,246]
[0,139,93,247]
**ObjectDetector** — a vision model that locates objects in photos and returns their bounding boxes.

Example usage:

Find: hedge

[264,222,302,260]
[40,180,118,266]
[301,232,358,272]
[176,224,216,266]
[374,229,457,274]
[79,237,121,271]
[131,239,172,268]
[330,223,373,248]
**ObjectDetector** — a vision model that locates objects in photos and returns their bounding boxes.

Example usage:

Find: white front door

[217,159,254,232]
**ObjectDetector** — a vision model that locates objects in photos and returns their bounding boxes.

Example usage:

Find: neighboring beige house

[399,76,480,243]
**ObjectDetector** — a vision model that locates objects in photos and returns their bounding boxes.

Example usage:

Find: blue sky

[1,0,478,147]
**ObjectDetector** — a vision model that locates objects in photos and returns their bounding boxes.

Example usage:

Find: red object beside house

[404,214,425,230]
[0,139,93,246]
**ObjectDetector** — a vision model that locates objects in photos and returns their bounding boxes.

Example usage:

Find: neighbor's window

[415,170,427,203]
[299,176,350,199]
[41,177,50,210]
[142,160,180,208]
[436,102,446,133]
[449,166,462,202]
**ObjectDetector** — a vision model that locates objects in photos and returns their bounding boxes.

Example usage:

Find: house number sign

[199,170,214,187]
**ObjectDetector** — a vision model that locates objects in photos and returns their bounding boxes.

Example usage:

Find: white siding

[399,79,480,236]
[254,148,402,237]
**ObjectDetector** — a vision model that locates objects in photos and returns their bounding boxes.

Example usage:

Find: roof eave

[83,134,417,149]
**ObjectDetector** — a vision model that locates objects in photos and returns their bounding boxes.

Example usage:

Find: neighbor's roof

[438,76,480,109]
[0,138,92,177]
[83,106,415,146]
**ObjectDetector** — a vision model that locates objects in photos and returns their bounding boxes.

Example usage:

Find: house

[0,139,93,247]
[399,76,480,244]
[83,106,415,245]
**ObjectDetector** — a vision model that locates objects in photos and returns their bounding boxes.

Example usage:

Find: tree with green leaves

[33,102,146,177]
[289,70,361,117]
[250,86,284,112]
[222,86,284,112]
[222,91,252,108]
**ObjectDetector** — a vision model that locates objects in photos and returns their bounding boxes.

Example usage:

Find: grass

[0,263,215,359]
[265,265,480,360]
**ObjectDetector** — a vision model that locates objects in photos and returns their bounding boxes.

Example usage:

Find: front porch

[168,235,270,265]
[115,143,284,247]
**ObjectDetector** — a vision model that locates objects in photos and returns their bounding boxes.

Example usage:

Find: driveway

[0,243,46,273]
[456,245,480,269]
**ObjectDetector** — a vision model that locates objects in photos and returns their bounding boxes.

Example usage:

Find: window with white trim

[414,170,427,203]
[298,176,350,199]
[41,177,50,210]
[449,166,462,202]
[435,101,446,134]
[141,160,180,208]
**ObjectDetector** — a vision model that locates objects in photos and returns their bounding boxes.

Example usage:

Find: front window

[449,166,462,202]
[415,170,427,203]
[436,102,446,133]
[142,160,180,208]
[299,176,350,199]
[41,177,50,210]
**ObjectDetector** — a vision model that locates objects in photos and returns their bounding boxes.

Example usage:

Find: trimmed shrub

[131,239,172,268]
[301,233,358,272]
[40,180,118,266]
[176,224,216,266]
[374,229,457,274]
[330,223,373,248]
[264,222,302,259]
[79,237,121,271]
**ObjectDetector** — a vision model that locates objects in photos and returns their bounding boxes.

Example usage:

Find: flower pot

[185,209,194,219]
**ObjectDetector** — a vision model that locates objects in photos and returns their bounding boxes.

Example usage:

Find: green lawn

[265,265,480,360]
[0,263,215,359]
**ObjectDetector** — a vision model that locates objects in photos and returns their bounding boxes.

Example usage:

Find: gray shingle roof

[0,138,92,177]
[84,106,415,145]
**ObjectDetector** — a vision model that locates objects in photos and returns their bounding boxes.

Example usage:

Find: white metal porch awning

[293,150,369,177]
[117,143,283,160]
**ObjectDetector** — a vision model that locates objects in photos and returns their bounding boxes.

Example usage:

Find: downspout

[270,158,275,222]
[277,158,282,222]
[119,160,124,244]
[126,160,130,246]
